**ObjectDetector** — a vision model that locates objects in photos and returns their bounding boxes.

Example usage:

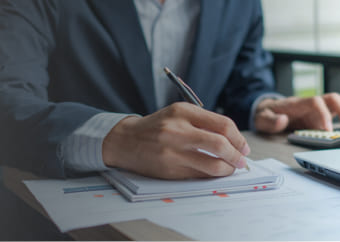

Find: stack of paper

[102,160,283,202]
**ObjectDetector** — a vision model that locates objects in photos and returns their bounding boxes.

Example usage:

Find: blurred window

[262,0,340,53]
[262,0,340,96]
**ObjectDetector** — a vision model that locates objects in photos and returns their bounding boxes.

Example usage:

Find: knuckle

[239,137,247,151]
[310,96,323,108]
[220,117,236,135]
[159,120,171,132]
[327,92,334,97]
[207,160,228,176]
[158,120,185,141]
[328,92,338,98]
[157,122,172,140]
[329,92,340,102]
[212,136,228,154]
[166,102,186,117]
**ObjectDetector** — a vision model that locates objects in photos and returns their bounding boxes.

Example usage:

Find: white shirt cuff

[60,112,140,173]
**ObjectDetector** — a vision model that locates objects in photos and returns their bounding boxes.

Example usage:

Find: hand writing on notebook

[255,93,340,133]
[102,102,250,179]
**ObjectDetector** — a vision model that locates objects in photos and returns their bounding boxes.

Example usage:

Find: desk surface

[2,131,311,240]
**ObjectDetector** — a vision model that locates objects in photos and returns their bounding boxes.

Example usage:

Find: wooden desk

[2,131,310,240]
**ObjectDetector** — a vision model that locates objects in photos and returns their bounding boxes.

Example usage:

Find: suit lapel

[88,0,157,113]
[185,0,224,105]
[88,0,224,112]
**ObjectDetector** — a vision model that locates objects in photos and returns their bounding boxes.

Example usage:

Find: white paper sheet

[149,159,340,240]
[24,159,340,240]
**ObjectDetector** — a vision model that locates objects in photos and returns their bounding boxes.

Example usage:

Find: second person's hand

[255,93,340,133]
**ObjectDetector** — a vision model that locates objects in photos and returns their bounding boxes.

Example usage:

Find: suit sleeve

[217,0,277,130]
[0,0,105,178]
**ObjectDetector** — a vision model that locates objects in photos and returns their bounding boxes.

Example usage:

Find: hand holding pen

[164,67,250,171]
[102,68,251,179]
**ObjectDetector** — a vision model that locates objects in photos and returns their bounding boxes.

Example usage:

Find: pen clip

[177,77,204,107]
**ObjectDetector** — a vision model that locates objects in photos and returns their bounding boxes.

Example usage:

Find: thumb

[255,109,289,133]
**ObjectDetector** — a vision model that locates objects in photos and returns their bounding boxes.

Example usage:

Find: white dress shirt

[60,0,282,173]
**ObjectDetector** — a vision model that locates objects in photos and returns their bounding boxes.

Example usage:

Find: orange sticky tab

[162,198,174,203]
[217,193,228,198]
[94,194,104,198]
[331,135,340,139]
[112,193,120,196]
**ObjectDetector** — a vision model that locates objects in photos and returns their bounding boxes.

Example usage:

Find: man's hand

[102,102,250,179]
[255,93,340,133]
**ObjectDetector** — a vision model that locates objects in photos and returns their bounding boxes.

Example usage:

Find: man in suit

[0,0,340,179]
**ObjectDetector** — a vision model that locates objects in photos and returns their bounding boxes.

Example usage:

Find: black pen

[163,67,250,171]
[163,67,203,107]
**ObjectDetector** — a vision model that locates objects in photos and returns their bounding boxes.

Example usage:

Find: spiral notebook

[102,159,283,202]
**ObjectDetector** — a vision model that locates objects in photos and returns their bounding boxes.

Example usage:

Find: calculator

[288,129,340,148]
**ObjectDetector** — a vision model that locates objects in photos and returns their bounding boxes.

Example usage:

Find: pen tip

[164,67,170,74]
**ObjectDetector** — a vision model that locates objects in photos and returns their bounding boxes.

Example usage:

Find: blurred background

[262,0,340,97]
